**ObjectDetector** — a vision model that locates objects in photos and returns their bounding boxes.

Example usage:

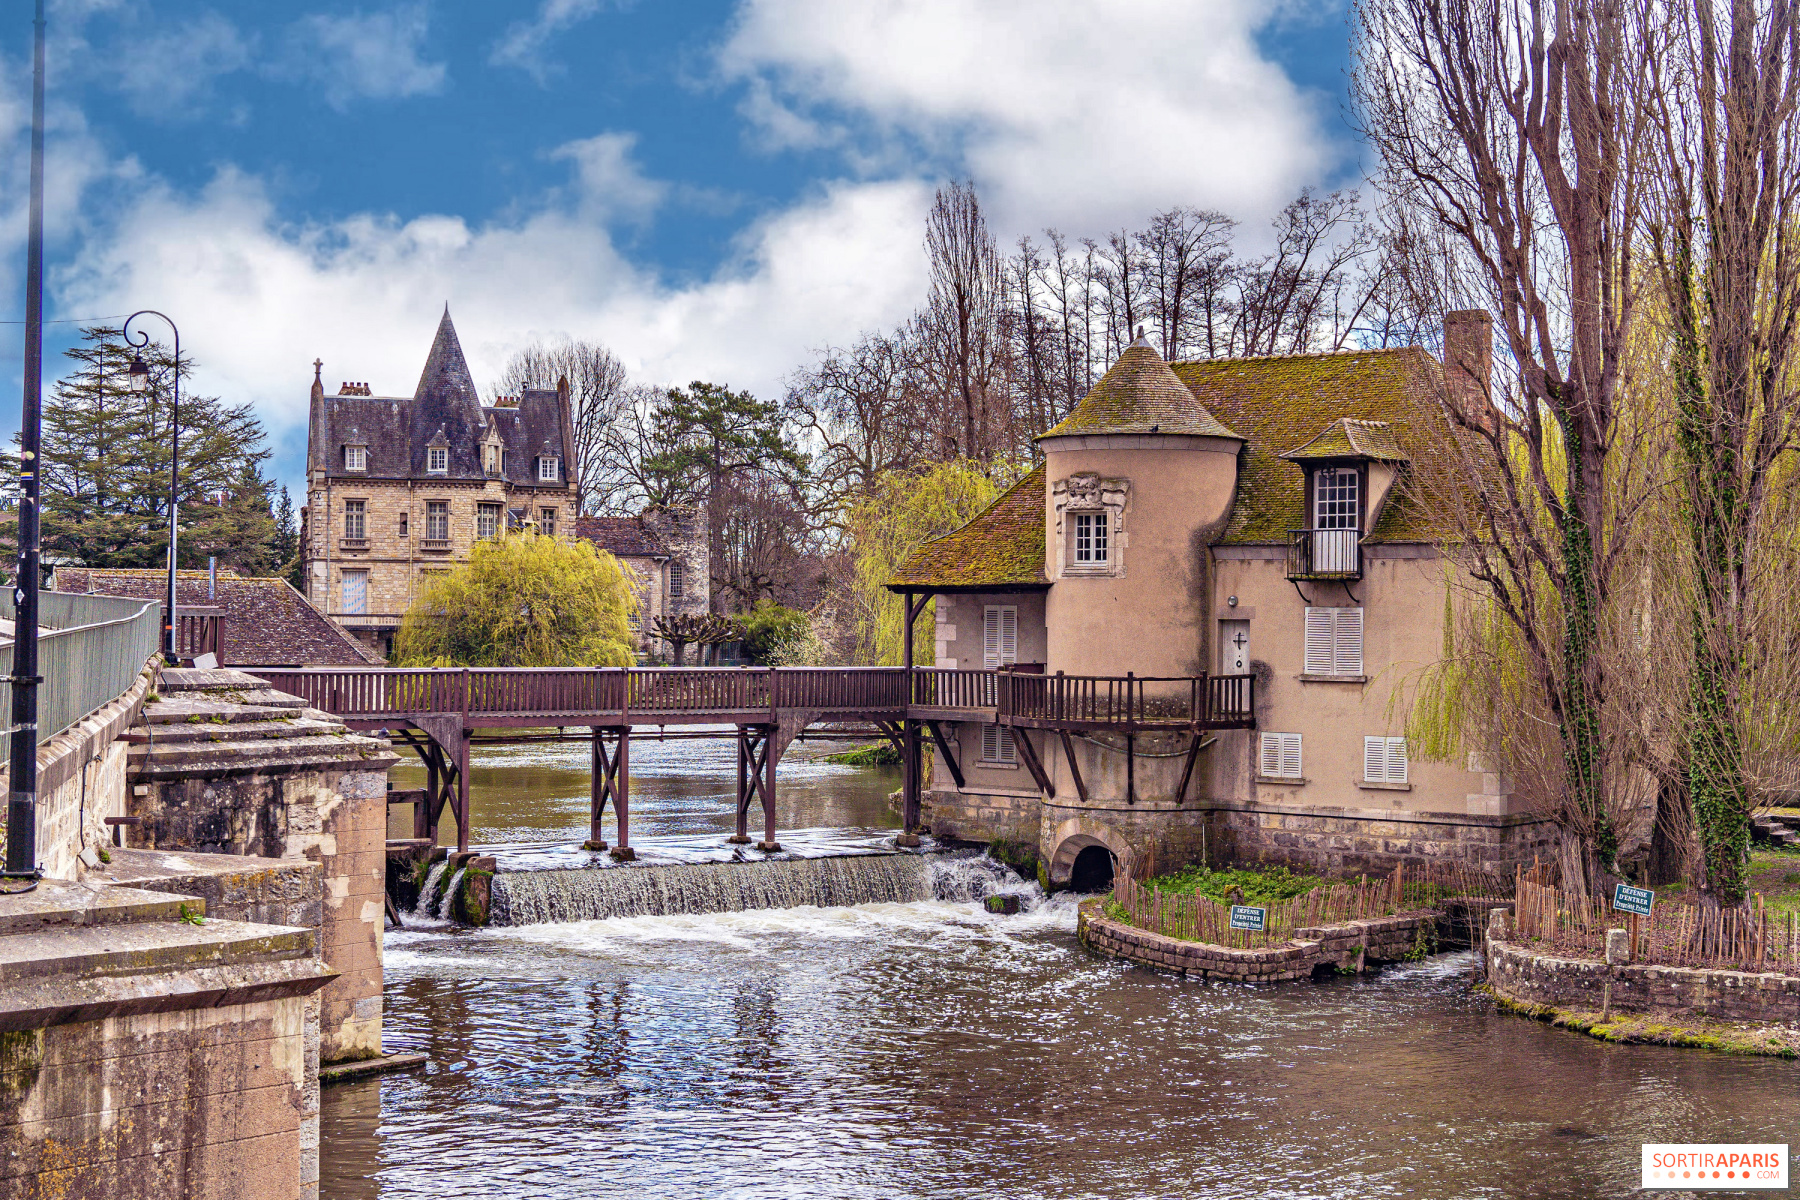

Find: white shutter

[1261,733,1302,779]
[1364,737,1387,782]
[984,606,1017,668]
[1335,607,1364,676]
[1386,736,1408,783]
[1304,608,1334,674]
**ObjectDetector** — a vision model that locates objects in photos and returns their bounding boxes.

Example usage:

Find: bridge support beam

[897,720,922,848]
[583,727,635,860]
[732,726,781,852]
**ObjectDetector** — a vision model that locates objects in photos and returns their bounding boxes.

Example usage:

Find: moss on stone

[1486,988,1800,1058]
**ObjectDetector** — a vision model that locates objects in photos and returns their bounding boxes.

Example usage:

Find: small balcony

[1287,528,1362,581]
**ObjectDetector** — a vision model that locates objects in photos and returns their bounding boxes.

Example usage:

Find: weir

[468,850,1031,927]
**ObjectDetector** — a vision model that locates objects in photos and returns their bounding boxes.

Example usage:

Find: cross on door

[1232,630,1249,650]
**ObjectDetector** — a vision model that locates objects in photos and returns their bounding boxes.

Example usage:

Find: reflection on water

[389,733,902,848]
[328,741,1795,1199]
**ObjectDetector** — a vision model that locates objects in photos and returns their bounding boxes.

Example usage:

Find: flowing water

[326,739,1796,1199]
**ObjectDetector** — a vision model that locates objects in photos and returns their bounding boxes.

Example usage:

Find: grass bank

[1486,989,1799,1059]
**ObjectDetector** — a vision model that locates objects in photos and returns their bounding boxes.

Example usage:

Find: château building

[301,309,578,657]
[891,313,1551,885]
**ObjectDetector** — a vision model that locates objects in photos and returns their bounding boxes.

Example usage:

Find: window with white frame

[538,455,559,482]
[1364,737,1408,784]
[983,605,1018,669]
[343,445,367,472]
[427,446,448,474]
[1259,732,1303,780]
[1303,607,1363,676]
[1314,466,1359,529]
[476,502,501,540]
[980,724,1017,765]
[1071,512,1109,568]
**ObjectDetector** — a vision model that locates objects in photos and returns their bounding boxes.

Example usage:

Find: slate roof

[575,516,669,559]
[52,568,384,667]
[887,466,1049,592]
[1171,346,1444,544]
[310,307,572,487]
[1039,336,1240,441]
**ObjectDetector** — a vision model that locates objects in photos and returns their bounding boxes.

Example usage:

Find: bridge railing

[246,665,1255,729]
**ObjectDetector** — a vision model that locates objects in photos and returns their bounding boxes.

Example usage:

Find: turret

[1036,330,1243,677]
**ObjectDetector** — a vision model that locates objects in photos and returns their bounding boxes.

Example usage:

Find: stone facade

[302,309,578,658]
[1077,899,1437,982]
[1485,935,1800,1025]
[575,504,712,659]
[0,879,334,1200]
[125,669,397,1064]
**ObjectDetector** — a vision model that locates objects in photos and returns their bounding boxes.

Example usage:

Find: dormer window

[343,445,367,472]
[427,446,448,474]
[485,443,504,474]
[538,455,559,483]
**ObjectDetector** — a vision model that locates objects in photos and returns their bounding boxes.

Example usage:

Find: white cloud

[52,161,930,475]
[717,0,1341,234]
[491,0,625,85]
[111,12,255,116]
[283,4,447,108]
[548,132,668,225]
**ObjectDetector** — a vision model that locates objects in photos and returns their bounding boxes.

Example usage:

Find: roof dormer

[1280,419,1409,581]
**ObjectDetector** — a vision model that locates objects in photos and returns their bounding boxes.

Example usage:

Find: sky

[0,0,1364,496]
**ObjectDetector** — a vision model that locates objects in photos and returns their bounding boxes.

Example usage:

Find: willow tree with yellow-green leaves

[843,459,1006,665]
[391,533,638,668]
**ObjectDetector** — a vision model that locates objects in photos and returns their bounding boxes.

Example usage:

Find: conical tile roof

[1040,334,1240,441]
[414,305,479,405]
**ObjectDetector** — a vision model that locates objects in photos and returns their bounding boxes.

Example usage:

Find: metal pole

[122,309,181,664]
[5,0,47,881]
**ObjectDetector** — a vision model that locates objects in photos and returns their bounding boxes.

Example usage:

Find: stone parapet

[1076,898,1436,982]
[1485,937,1800,1025]
[0,878,334,1200]
[125,668,397,1065]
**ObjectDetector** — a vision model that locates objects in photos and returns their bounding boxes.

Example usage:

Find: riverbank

[1487,989,1800,1058]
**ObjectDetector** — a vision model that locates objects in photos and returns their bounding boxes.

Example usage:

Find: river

[323,739,1796,1199]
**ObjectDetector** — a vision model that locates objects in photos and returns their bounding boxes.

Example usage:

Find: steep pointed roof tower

[1039,329,1239,442]
[409,305,486,476]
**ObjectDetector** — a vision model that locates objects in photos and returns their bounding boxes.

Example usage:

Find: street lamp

[121,311,180,664]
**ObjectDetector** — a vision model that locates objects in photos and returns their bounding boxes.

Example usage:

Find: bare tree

[494,339,630,515]
[1643,0,1800,906]
[1356,0,1658,893]
[918,180,1006,460]
[1137,207,1237,360]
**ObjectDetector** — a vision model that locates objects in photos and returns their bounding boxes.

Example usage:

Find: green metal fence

[0,591,162,745]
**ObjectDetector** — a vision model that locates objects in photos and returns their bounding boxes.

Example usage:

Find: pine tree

[35,327,275,569]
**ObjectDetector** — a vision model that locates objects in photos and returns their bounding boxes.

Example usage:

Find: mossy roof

[887,465,1049,591]
[1172,347,1446,544]
[1039,341,1240,441]
[1281,417,1408,463]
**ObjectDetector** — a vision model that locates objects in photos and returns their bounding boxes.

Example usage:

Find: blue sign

[1229,905,1267,932]
[1613,884,1654,916]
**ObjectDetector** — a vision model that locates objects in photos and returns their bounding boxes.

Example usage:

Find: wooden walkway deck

[249,666,1255,855]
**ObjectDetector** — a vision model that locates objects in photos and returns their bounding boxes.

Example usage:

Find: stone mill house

[890,314,1550,888]
[302,309,704,659]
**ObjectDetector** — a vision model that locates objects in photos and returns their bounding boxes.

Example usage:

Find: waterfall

[437,867,467,921]
[413,861,450,919]
[490,853,1015,927]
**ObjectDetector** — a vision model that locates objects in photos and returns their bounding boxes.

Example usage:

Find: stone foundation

[1485,937,1800,1025]
[1077,898,1438,983]
[1209,798,1559,876]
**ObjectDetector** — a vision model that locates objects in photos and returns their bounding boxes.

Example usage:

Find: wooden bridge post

[609,728,635,862]
[455,729,471,854]
[756,722,781,853]
[418,744,438,843]
[583,727,609,852]
[898,721,922,848]
[729,727,753,845]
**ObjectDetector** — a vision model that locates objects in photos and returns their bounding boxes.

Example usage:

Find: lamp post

[122,311,180,665]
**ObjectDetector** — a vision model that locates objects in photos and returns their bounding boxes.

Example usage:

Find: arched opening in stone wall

[1069,845,1115,892]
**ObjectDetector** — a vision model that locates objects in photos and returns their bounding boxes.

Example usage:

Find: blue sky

[1,0,1361,493]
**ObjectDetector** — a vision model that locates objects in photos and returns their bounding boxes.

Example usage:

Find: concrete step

[0,882,197,937]
[124,716,343,744]
[0,911,316,986]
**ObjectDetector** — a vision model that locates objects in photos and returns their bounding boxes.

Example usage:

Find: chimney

[1443,310,1494,431]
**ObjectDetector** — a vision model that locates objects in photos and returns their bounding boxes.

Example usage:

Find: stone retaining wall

[1077,898,1438,982]
[1486,937,1800,1025]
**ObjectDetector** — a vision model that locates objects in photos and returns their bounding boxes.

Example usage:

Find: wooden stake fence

[1512,879,1799,975]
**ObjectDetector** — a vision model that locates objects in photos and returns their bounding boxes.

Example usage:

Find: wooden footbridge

[248,665,1256,855]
